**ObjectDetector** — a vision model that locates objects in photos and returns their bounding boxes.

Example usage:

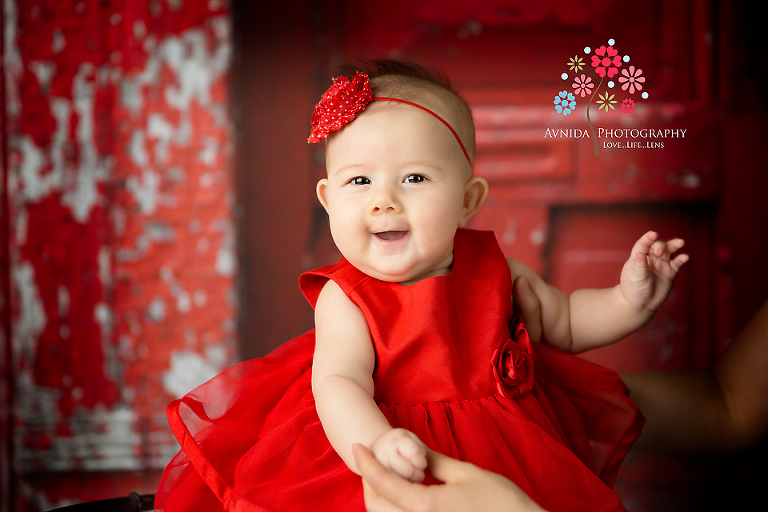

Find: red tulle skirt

[156,329,641,512]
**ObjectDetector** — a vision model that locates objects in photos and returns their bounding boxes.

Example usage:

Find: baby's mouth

[374,230,408,241]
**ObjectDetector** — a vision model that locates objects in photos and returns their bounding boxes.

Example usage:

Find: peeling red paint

[4,0,235,508]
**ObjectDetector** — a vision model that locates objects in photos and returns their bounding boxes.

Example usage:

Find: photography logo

[549,38,680,155]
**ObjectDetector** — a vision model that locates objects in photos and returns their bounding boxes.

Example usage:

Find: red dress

[155,229,643,512]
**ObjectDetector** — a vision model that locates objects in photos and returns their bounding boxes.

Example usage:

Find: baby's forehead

[371,77,465,120]
[370,77,474,151]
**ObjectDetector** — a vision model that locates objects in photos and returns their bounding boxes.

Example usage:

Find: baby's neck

[398,254,454,286]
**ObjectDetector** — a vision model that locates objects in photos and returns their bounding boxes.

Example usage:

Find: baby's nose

[370,187,401,213]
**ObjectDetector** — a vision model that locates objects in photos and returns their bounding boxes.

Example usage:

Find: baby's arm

[312,280,428,482]
[508,231,688,353]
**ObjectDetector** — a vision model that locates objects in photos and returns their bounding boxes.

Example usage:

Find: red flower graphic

[619,66,645,94]
[591,45,623,78]
[572,74,594,98]
[307,71,373,143]
[490,319,534,398]
[621,98,636,113]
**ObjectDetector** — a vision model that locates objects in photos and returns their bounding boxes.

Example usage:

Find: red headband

[307,71,472,166]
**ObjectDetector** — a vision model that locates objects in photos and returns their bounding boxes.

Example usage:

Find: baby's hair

[331,58,476,162]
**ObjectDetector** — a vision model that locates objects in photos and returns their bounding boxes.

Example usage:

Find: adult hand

[354,444,547,512]
[512,276,543,343]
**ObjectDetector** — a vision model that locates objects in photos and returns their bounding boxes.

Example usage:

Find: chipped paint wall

[2,0,235,508]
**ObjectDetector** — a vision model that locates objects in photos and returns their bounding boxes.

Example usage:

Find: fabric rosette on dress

[491,318,535,398]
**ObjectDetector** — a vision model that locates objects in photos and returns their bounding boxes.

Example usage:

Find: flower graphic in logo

[621,98,636,113]
[491,320,534,398]
[591,45,623,78]
[596,92,617,112]
[556,38,651,155]
[572,74,594,98]
[568,55,585,72]
[619,66,645,94]
[554,91,576,116]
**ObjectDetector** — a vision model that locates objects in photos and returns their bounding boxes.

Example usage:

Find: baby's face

[318,103,473,284]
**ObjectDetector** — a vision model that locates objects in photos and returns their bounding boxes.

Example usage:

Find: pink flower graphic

[619,66,645,94]
[572,74,594,97]
[591,45,623,78]
[621,98,636,113]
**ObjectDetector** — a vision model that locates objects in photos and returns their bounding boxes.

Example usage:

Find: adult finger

[355,444,428,509]
[363,480,409,512]
[424,449,475,484]
[513,276,542,343]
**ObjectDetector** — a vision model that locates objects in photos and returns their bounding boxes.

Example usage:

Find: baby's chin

[358,262,449,286]
[350,260,421,284]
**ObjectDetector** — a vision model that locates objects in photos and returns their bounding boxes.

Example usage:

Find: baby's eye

[404,174,426,184]
[349,176,371,185]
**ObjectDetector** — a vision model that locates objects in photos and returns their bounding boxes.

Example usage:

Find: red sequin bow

[307,71,473,166]
[307,71,373,143]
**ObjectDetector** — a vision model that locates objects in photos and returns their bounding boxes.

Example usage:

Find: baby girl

[156,59,687,512]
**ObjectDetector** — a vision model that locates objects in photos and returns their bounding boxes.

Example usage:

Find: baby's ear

[459,176,489,226]
[316,179,330,212]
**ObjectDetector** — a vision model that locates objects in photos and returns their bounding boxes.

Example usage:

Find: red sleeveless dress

[155,229,643,512]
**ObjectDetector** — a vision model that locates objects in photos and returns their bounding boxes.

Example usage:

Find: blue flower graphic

[553,91,576,116]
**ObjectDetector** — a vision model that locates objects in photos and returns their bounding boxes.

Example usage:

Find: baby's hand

[620,231,689,312]
[370,428,428,483]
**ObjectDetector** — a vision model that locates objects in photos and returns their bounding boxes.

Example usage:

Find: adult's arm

[623,299,768,455]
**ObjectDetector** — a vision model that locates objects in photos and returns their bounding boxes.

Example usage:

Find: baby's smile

[374,230,409,242]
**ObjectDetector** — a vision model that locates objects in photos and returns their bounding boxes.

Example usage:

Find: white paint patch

[198,136,218,166]
[36,404,143,471]
[17,136,55,202]
[162,350,220,398]
[133,19,147,39]
[52,28,66,53]
[120,78,143,116]
[29,61,56,92]
[14,207,28,245]
[48,97,70,190]
[12,262,47,361]
[214,220,235,276]
[147,113,175,165]
[98,247,111,285]
[144,221,175,242]
[529,226,547,246]
[57,286,70,318]
[126,168,159,214]
[61,64,112,223]
[94,303,113,337]
[4,0,23,117]
[177,291,191,313]
[129,129,149,168]
[147,296,167,322]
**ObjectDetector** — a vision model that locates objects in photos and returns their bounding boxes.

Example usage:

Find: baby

[156,59,687,512]
[309,59,687,483]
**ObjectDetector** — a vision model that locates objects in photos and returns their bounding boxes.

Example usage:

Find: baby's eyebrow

[328,163,370,176]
